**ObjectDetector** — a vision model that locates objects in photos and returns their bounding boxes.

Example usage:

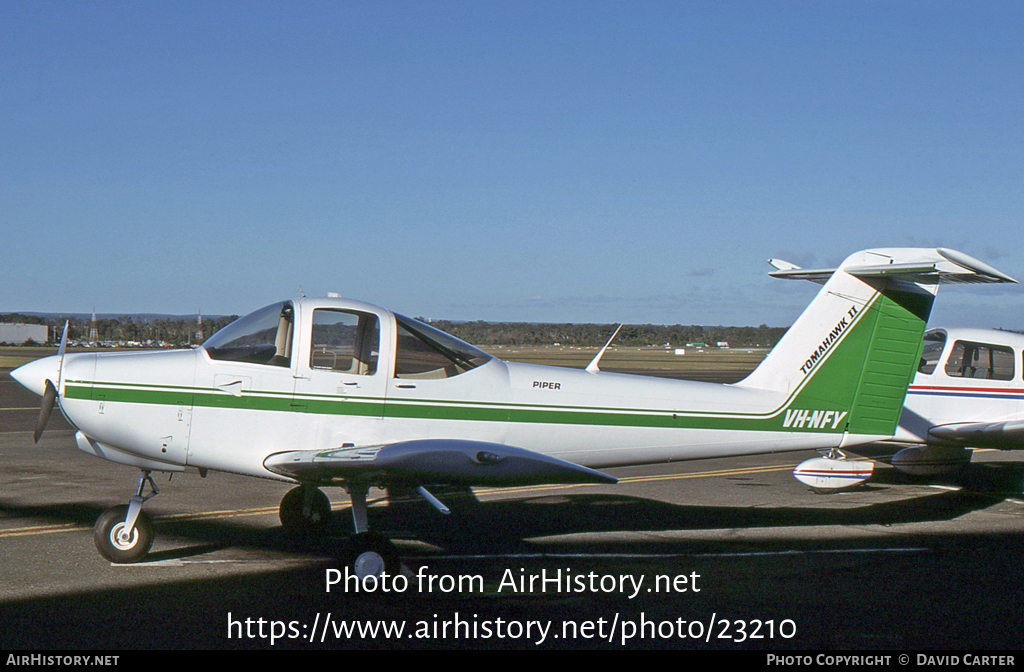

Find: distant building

[195,312,204,342]
[0,323,48,345]
[89,308,99,342]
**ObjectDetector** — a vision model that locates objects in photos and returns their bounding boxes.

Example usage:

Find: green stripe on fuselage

[63,384,821,432]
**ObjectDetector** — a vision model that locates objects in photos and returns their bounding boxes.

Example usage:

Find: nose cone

[10,355,61,397]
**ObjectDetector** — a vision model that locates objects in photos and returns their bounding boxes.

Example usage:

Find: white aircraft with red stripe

[888,327,1024,474]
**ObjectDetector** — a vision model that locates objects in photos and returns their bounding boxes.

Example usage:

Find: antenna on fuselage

[586,324,623,373]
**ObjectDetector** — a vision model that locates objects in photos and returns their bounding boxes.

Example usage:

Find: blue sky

[3,1,1022,329]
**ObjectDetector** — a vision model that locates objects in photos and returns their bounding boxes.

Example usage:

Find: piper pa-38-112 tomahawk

[768,255,1022,488]
[11,247,1016,575]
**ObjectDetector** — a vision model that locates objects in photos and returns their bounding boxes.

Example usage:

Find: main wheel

[347,532,401,578]
[280,486,332,535]
[94,505,154,564]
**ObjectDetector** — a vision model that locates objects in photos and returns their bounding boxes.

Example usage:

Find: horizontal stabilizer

[768,248,1017,286]
[766,259,833,284]
[264,439,618,486]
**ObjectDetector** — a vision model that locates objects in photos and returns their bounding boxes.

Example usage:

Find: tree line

[0,313,238,346]
[2,313,787,349]
[427,320,787,348]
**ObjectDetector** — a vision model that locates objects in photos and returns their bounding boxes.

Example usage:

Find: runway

[2,366,1023,650]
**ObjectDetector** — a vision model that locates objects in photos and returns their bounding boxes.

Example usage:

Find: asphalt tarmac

[2,366,1023,650]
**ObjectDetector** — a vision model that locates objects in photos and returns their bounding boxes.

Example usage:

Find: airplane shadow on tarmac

[1,459,1022,562]
[378,459,1024,554]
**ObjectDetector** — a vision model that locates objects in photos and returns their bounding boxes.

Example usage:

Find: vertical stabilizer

[737,248,1015,439]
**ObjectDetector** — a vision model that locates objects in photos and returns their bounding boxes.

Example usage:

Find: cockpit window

[393,314,491,379]
[203,301,294,367]
[917,331,946,375]
[944,340,1015,380]
[310,309,379,375]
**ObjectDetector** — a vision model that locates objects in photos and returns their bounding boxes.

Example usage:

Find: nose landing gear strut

[94,470,158,563]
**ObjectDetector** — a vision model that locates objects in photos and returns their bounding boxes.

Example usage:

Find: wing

[928,420,1024,449]
[263,439,618,487]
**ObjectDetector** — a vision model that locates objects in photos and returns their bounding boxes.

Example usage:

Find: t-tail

[737,248,1017,444]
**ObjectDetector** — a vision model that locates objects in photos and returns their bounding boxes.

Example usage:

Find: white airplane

[11,247,1015,575]
[887,326,1024,473]
[769,255,1023,486]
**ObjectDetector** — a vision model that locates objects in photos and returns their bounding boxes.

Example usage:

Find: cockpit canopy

[203,300,492,379]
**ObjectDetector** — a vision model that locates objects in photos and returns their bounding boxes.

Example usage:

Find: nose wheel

[94,470,158,563]
[94,505,154,563]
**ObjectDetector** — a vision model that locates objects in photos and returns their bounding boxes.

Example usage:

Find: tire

[347,532,401,578]
[279,486,332,535]
[94,505,154,564]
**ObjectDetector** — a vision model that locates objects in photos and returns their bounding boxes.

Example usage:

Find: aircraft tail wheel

[280,486,332,535]
[347,532,401,579]
[94,505,154,563]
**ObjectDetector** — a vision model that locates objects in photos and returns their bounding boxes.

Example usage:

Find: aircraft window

[310,309,379,375]
[203,301,294,367]
[393,314,491,379]
[917,331,947,375]
[944,340,1014,380]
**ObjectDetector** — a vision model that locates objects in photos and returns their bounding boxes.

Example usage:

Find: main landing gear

[277,483,401,578]
[92,473,403,575]
[344,485,401,578]
[94,470,158,563]
[279,485,332,535]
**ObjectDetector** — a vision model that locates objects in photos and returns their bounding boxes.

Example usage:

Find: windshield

[203,301,294,367]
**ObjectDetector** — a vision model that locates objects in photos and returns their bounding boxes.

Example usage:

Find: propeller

[33,321,68,444]
[34,380,58,443]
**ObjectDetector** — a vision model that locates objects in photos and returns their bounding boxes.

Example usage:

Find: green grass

[482,345,768,374]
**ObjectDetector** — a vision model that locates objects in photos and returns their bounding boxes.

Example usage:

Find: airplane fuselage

[51,332,844,483]
[34,312,1024,486]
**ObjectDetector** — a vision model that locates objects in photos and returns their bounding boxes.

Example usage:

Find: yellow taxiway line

[0,462,793,540]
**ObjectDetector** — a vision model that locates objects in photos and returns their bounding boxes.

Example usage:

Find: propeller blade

[34,379,58,444]
[58,320,68,358]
